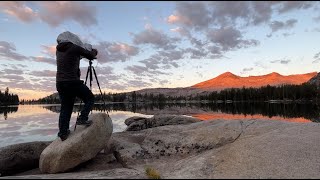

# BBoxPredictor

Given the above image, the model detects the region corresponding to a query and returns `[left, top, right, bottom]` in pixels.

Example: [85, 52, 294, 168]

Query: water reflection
[0, 105, 152, 148]
[42, 102, 320, 123]
[0, 106, 18, 120]
[0, 103, 319, 148]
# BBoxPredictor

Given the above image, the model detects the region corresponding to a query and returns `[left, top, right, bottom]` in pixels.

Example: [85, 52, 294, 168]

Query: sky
[0, 1, 320, 100]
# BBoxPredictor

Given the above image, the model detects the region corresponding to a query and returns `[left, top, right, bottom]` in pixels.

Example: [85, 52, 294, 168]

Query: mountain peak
[218, 72, 238, 78]
[192, 72, 317, 90]
[265, 72, 281, 77]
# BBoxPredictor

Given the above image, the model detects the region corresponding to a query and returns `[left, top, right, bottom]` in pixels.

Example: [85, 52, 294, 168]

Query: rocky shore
[1, 114, 320, 179]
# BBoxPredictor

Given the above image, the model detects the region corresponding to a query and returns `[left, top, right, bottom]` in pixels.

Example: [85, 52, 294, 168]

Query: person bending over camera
[55, 31, 98, 141]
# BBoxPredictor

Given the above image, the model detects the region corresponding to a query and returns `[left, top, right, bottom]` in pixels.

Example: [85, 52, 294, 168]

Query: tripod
[74, 59, 108, 131]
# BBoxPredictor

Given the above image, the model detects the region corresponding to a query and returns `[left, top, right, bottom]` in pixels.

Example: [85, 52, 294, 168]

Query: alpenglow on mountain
[191, 72, 317, 90]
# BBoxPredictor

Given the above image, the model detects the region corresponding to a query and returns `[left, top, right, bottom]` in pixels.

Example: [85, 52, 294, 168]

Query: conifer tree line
[24, 83, 319, 104]
[0, 87, 19, 105]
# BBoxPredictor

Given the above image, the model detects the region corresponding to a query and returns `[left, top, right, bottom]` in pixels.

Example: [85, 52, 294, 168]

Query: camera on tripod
[75, 49, 107, 131]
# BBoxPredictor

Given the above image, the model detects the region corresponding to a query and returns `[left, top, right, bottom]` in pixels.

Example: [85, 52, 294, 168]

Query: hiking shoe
[58, 130, 70, 141]
[76, 117, 93, 126]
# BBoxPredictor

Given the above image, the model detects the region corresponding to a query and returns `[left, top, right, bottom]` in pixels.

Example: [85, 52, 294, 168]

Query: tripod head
[88, 57, 97, 66]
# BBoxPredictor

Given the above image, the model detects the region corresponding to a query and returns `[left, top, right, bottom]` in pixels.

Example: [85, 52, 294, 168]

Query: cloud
[36, 2, 97, 27]
[207, 46, 224, 59]
[277, 1, 313, 14]
[125, 80, 153, 88]
[209, 1, 313, 26]
[0, 2, 98, 27]
[170, 26, 207, 48]
[168, 1, 314, 29]
[15, 64, 28, 68]
[41, 45, 56, 57]
[132, 26, 180, 50]
[269, 19, 298, 33]
[313, 59, 320, 64]
[2, 68, 24, 75]
[0, 2, 37, 23]
[85, 66, 122, 83]
[184, 47, 210, 59]
[167, 1, 271, 29]
[243, 67, 254, 72]
[0, 41, 28, 61]
[91, 66, 114, 76]
[29, 56, 56, 65]
[125, 65, 169, 77]
[240, 67, 254, 75]
[254, 61, 268, 69]
[313, 52, 320, 63]
[209, 1, 252, 26]
[94, 42, 139, 63]
[167, 2, 211, 30]
[28, 70, 56, 77]
[138, 49, 186, 72]
[2, 74, 25, 81]
[207, 27, 259, 51]
[170, 27, 190, 36]
[270, 59, 291, 64]
[282, 32, 295, 37]
[163, 1, 315, 63]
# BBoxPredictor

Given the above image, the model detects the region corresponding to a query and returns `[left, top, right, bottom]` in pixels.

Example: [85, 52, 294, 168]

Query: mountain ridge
[191, 71, 317, 90]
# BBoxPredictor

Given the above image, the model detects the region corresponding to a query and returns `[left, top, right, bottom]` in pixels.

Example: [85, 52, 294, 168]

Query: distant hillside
[192, 72, 317, 90]
[32, 71, 319, 102]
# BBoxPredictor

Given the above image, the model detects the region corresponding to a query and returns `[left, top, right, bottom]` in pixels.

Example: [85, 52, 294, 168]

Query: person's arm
[73, 44, 98, 60]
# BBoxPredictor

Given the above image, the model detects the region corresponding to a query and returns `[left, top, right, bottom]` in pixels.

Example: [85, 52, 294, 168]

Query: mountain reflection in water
[39, 102, 320, 123]
[0, 102, 319, 148]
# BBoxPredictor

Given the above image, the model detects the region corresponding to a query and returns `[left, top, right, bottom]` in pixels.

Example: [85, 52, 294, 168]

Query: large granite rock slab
[125, 115, 201, 131]
[112, 120, 243, 166]
[0, 141, 51, 176]
[111, 119, 320, 179]
[39, 113, 113, 174]
[3, 168, 147, 179]
[3, 117, 320, 179]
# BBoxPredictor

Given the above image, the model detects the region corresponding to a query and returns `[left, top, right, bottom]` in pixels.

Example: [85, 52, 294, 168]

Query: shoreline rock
[39, 113, 113, 174]
[2, 115, 320, 179]
[0, 141, 51, 176]
[125, 114, 201, 131]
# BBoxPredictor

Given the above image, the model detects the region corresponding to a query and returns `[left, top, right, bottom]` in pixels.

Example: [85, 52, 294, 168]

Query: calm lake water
[0, 102, 319, 148]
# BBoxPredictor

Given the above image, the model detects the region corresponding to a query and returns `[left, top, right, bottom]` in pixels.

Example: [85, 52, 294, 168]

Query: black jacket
[56, 42, 97, 82]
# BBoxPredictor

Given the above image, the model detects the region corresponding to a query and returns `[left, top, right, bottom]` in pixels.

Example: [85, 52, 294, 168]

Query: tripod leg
[90, 66, 93, 91]
[85, 66, 90, 85]
[76, 66, 91, 131]
[92, 66, 108, 114]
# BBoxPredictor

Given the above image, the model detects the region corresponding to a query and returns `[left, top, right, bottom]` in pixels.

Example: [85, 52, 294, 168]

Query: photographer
[55, 31, 98, 141]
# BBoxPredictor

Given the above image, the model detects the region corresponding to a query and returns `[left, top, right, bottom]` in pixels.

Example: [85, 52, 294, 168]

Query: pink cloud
[36, 1, 97, 27]
[30, 56, 55, 65]
[108, 43, 139, 56]
[167, 15, 181, 24]
[41, 45, 56, 57]
[0, 2, 97, 27]
[170, 27, 190, 37]
[0, 1, 37, 23]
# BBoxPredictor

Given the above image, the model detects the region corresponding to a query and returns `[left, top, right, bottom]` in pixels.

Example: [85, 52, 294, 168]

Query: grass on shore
[145, 166, 161, 179]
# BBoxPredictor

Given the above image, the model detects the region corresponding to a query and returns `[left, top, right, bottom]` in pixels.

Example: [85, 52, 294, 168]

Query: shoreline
[1, 117, 320, 178]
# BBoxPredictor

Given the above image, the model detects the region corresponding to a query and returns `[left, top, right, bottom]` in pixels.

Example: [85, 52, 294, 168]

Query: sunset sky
[0, 1, 320, 100]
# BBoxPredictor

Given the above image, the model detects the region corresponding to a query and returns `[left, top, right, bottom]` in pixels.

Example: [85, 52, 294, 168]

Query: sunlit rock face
[192, 72, 317, 90]
[39, 113, 113, 174]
